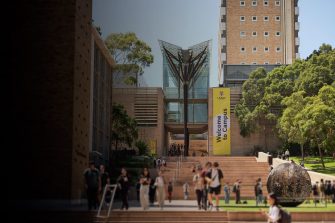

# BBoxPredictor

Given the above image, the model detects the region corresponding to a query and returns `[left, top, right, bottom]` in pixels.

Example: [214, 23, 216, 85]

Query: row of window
[240, 61, 282, 65]
[240, 0, 280, 7]
[240, 15, 280, 22]
[240, 46, 282, 52]
[240, 31, 281, 37]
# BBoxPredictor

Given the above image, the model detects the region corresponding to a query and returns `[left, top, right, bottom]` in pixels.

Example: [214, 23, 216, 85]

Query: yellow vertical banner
[148, 140, 157, 155]
[213, 88, 231, 155]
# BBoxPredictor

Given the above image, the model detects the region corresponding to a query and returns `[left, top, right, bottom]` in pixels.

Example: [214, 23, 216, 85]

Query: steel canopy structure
[159, 40, 211, 156]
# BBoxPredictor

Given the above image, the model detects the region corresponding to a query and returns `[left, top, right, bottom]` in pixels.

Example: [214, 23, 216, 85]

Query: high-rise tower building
[218, 0, 299, 85]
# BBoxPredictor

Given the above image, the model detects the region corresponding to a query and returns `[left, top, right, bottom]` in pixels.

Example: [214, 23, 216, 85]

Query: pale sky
[93, 0, 335, 87]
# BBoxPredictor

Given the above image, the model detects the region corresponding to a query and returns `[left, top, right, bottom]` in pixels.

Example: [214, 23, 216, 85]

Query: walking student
[202, 161, 212, 210]
[183, 181, 190, 200]
[154, 170, 165, 210]
[117, 167, 130, 210]
[139, 167, 151, 210]
[260, 192, 281, 223]
[83, 162, 101, 210]
[205, 162, 224, 211]
[168, 181, 173, 203]
[193, 165, 204, 210]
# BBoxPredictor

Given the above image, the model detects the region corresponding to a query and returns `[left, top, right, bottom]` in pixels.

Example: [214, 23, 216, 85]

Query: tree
[299, 85, 335, 168]
[305, 43, 333, 60]
[111, 103, 138, 151]
[105, 32, 154, 86]
[234, 44, 334, 159]
[235, 67, 267, 137]
[295, 45, 335, 96]
[135, 140, 149, 156]
[279, 91, 309, 160]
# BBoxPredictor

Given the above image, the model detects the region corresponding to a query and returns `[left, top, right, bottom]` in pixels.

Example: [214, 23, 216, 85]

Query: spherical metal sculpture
[267, 162, 312, 207]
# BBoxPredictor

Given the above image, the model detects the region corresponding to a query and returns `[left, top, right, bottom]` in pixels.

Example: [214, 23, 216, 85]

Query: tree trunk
[300, 143, 304, 161]
[318, 145, 325, 169]
[183, 83, 189, 156]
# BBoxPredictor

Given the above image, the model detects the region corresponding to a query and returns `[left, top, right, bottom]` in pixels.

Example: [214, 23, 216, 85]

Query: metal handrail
[97, 184, 117, 218]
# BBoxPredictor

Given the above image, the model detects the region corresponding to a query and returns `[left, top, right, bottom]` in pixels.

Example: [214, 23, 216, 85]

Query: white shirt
[210, 168, 220, 188]
[193, 173, 204, 190]
[155, 176, 164, 187]
[268, 205, 280, 223]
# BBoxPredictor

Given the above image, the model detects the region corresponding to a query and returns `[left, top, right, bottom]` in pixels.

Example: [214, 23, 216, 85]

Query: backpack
[278, 207, 291, 223]
[232, 185, 237, 193]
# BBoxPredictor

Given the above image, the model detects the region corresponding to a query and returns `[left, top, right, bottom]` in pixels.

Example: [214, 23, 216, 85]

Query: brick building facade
[12, 0, 93, 201]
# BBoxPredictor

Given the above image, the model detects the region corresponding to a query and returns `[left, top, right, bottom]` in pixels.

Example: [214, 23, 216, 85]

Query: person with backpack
[255, 178, 263, 206]
[261, 192, 291, 223]
[233, 179, 241, 204]
[205, 162, 224, 211]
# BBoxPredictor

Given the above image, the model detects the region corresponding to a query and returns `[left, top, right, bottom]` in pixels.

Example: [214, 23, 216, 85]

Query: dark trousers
[121, 190, 129, 209]
[168, 192, 172, 202]
[195, 189, 203, 207]
[87, 187, 98, 210]
[235, 191, 241, 204]
[202, 188, 208, 210]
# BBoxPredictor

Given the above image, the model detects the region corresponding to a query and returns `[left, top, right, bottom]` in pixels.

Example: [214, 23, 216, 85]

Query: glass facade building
[159, 40, 211, 124]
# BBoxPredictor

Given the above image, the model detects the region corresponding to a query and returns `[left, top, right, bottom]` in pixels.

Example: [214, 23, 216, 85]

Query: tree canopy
[235, 44, 335, 166]
[105, 32, 154, 86]
[111, 103, 138, 150]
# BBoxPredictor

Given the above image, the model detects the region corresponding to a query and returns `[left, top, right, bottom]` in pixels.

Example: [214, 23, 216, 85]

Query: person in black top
[99, 165, 110, 203]
[149, 176, 156, 205]
[117, 167, 130, 210]
[83, 162, 101, 210]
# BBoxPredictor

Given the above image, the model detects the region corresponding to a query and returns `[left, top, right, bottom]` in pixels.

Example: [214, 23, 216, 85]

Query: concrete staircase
[164, 156, 270, 200]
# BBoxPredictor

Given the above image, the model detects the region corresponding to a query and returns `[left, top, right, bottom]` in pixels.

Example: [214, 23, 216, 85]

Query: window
[275, 16, 281, 21]
[264, 0, 269, 6]
[252, 0, 257, 6]
[275, 1, 280, 6]
[264, 16, 269, 21]
[252, 31, 257, 36]
[241, 62, 246, 65]
[240, 1, 245, 6]
[276, 61, 281, 64]
[276, 47, 281, 52]
[252, 62, 257, 65]
[252, 16, 257, 21]
[240, 16, 245, 21]
[276, 31, 281, 36]
[252, 47, 257, 52]
[264, 62, 269, 65]
[264, 31, 269, 37]
[264, 47, 269, 52]
[240, 47, 246, 52]
[240, 31, 246, 37]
